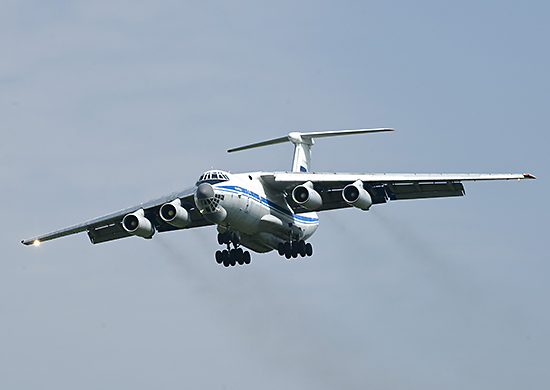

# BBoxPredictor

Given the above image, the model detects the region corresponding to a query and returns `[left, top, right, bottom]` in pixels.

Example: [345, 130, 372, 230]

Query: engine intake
[292, 181, 322, 210]
[342, 180, 372, 210]
[160, 199, 190, 228]
[122, 209, 155, 238]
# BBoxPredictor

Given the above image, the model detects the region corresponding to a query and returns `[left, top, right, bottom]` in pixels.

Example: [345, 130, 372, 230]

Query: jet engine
[342, 180, 372, 210]
[292, 181, 322, 210]
[122, 209, 155, 238]
[159, 199, 190, 228]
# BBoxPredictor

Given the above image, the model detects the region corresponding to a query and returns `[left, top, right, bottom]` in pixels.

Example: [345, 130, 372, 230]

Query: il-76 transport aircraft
[22, 129, 535, 267]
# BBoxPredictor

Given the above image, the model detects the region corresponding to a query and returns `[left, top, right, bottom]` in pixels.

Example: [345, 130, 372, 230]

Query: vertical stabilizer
[288, 132, 313, 172]
[227, 128, 394, 172]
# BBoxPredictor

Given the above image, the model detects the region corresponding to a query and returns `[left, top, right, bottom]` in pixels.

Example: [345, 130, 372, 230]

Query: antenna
[228, 128, 394, 172]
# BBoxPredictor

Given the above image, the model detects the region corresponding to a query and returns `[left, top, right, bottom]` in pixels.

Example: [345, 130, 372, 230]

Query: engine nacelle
[342, 180, 372, 210]
[292, 181, 322, 210]
[159, 199, 190, 228]
[122, 209, 155, 238]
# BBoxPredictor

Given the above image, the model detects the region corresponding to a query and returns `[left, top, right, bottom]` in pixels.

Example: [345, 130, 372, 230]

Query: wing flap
[88, 224, 132, 244]
[387, 182, 465, 200]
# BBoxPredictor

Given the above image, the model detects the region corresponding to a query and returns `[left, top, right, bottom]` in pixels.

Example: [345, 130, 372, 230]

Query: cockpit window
[196, 170, 229, 185]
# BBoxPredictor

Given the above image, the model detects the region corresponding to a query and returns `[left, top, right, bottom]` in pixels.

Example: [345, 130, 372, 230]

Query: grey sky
[2, 1, 548, 389]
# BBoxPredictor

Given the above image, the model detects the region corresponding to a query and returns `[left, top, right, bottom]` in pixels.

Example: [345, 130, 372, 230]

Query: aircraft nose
[196, 182, 215, 200]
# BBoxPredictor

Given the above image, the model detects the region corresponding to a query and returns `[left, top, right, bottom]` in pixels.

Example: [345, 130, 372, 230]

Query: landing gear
[217, 231, 240, 246]
[277, 240, 313, 260]
[215, 230, 251, 267]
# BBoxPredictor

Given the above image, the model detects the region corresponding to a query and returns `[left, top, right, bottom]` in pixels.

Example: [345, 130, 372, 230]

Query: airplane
[22, 128, 535, 267]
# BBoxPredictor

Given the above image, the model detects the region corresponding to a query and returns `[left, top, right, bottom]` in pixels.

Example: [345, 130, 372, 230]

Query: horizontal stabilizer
[227, 136, 289, 153]
[227, 128, 394, 153]
[228, 128, 394, 172]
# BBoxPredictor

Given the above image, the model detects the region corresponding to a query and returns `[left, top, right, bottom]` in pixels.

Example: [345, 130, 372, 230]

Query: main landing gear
[215, 231, 251, 267]
[277, 240, 313, 259]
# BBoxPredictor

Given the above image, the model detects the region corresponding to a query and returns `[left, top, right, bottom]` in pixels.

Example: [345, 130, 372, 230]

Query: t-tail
[227, 128, 394, 172]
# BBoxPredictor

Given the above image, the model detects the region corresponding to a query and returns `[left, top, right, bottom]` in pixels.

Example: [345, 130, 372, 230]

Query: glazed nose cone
[195, 182, 214, 199]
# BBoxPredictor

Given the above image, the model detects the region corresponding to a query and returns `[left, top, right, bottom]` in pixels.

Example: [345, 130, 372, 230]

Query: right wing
[21, 186, 212, 245]
[261, 172, 536, 212]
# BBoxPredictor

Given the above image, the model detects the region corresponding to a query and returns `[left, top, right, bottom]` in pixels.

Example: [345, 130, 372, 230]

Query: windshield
[196, 170, 230, 185]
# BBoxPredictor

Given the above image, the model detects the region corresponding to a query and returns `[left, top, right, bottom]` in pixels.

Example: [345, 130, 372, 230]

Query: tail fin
[227, 128, 394, 172]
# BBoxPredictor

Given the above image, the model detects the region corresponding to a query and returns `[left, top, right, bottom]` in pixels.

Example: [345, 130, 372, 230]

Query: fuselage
[194, 170, 319, 253]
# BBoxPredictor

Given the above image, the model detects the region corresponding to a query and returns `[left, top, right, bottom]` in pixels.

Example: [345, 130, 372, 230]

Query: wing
[261, 172, 536, 213]
[21, 186, 212, 245]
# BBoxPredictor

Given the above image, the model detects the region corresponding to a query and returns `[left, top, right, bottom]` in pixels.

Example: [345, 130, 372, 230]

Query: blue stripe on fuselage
[216, 185, 319, 224]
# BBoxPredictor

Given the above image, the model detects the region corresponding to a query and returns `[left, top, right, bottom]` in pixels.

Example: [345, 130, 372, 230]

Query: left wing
[261, 172, 536, 212]
[22, 186, 212, 245]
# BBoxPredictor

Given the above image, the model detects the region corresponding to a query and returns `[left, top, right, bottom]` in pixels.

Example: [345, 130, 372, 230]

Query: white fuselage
[196, 171, 319, 253]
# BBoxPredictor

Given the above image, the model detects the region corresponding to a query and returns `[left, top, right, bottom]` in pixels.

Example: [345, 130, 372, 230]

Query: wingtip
[523, 173, 536, 179]
[227, 147, 243, 153]
[22, 238, 41, 246]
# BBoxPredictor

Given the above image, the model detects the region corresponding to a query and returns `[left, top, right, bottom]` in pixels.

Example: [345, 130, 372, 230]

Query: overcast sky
[1, 1, 549, 389]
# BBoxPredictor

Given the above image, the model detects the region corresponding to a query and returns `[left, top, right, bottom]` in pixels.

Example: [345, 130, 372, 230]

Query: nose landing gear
[277, 240, 313, 259]
[215, 231, 251, 267]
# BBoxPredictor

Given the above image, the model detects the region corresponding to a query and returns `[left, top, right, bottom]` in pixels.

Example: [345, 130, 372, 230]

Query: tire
[236, 248, 244, 265]
[291, 242, 298, 258]
[283, 242, 292, 259]
[243, 251, 251, 264]
[215, 250, 223, 264]
[222, 250, 230, 266]
[305, 243, 313, 256]
[229, 250, 236, 266]
[277, 242, 285, 256]
[297, 240, 306, 257]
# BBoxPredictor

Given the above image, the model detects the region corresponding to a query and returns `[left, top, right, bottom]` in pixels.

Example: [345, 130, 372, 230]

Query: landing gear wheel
[305, 243, 313, 256]
[277, 242, 285, 256]
[236, 248, 244, 265]
[229, 250, 237, 266]
[222, 249, 230, 267]
[215, 250, 223, 264]
[243, 251, 251, 264]
[291, 243, 299, 258]
[297, 240, 306, 257]
[283, 242, 292, 259]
